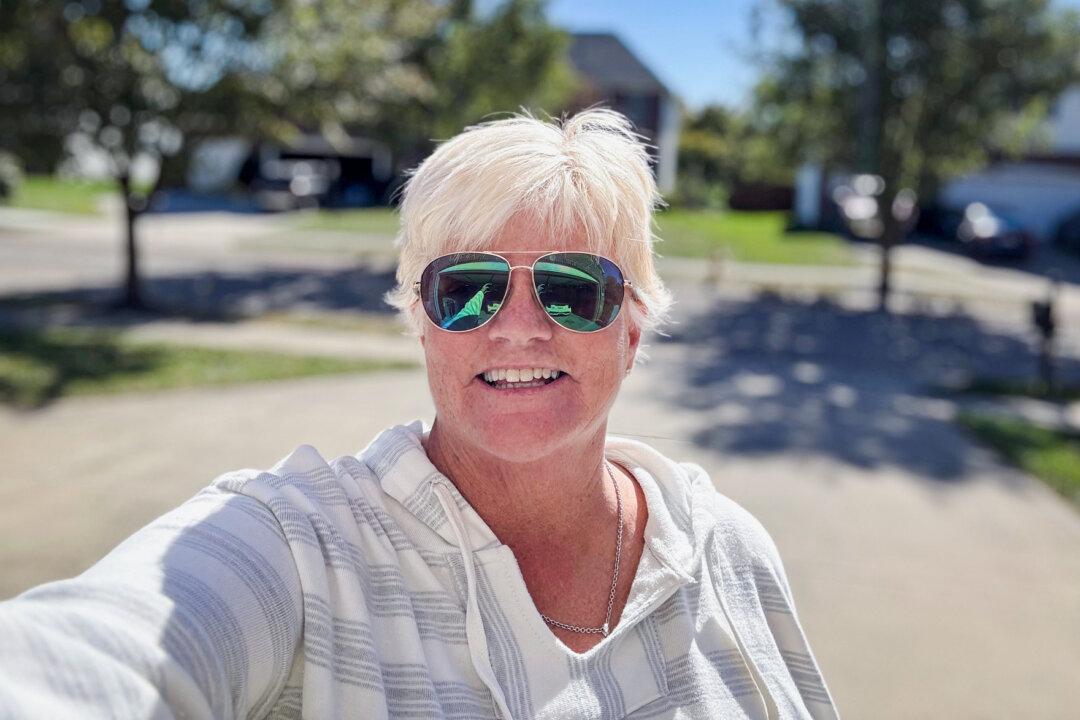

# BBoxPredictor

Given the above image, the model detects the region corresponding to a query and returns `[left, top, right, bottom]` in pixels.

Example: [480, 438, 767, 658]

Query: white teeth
[482, 368, 562, 384]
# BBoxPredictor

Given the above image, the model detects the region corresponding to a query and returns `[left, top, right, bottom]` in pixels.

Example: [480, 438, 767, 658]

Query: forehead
[474, 213, 592, 258]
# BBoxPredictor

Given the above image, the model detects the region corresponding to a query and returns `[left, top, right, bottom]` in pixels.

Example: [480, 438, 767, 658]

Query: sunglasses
[414, 251, 634, 333]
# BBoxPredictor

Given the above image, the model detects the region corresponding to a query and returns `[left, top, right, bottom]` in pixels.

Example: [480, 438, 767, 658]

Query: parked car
[1053, 207, 1080, 258]
[914, 202, 966, 242]
[247, 158, 337, 212]
[918, 201, 1034, 260]
[955, 203, 1035, 260]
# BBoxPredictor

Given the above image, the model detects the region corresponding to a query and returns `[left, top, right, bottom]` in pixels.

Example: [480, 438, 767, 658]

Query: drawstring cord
[715, 581, 776, 719]
[432, 481, 514, 720]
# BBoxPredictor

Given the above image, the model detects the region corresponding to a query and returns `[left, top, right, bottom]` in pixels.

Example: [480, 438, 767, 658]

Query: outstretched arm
[0, 485, 303, 720]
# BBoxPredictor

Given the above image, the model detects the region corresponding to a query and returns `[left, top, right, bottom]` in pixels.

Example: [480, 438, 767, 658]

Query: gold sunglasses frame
[412, 250, 636, 334]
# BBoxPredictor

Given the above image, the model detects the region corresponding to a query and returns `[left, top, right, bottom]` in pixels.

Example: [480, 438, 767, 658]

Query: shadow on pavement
[0, 265, 400, 324]
[658, 292, 1080, 481]
[907, 234, 1080, 285]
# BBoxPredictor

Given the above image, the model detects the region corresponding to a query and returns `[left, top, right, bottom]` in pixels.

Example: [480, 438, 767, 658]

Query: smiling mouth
[478, 367, 566, 389]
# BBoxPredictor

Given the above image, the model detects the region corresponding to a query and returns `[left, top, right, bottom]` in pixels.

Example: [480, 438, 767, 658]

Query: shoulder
[606, 436, 786, 575]
[683, 462, 787, 571]
[211, 442, 383, 511]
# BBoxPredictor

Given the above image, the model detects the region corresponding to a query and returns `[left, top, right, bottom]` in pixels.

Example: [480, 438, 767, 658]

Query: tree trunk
[877, 211, 902, 313]
[877, 238, 892, 313]
[118, 174, 143, 309]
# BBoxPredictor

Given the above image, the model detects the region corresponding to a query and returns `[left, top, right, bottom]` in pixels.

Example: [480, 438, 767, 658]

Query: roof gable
[568, 33, 670, 96]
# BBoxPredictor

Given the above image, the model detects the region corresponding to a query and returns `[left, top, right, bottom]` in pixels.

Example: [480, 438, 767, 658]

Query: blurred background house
[565, 32, 680, 194]
[937, 85, 1080, 251]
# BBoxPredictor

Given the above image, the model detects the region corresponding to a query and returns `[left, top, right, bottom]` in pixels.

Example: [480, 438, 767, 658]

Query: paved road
[3, 206, 1080, 329]
[2, 209, 1080, 718]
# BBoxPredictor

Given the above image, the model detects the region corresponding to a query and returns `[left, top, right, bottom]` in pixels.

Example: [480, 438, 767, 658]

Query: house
[566, 33, 681, 194]
[938, 85, 1080, 243]
[795, 85, 1080, 242]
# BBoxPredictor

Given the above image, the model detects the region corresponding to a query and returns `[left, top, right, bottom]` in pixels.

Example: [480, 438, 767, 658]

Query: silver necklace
[540, 462, 624, 637]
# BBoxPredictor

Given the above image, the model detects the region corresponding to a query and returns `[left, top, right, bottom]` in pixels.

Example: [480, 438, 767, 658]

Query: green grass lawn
[655, 210, 852, 265]
[958, 411, 1080, 507]
[293, 208, 401, 235]
[941, 377, 1080, 403]
[259, 311, 406, 335]
[0, 327, 415, 408]
[289, 208, 852, 265]
[4, 176, 118, 215]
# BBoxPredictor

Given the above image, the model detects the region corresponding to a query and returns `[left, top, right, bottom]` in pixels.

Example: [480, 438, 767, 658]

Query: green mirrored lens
[533, 253, 625, 332]
[420, 255, 510, 331]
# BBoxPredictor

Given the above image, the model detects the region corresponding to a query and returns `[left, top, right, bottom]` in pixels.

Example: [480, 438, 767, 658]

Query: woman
[0, 110, 837, 719]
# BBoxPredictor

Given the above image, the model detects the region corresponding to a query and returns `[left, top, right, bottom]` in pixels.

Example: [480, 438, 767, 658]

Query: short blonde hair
[386, 108, 673, 334]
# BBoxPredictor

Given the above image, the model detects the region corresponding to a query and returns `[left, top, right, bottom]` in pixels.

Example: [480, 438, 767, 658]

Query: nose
[486, 267, 553, 344]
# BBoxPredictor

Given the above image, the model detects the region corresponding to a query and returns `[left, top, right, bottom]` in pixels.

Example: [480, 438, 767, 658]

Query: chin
[468, 413, 587, 462]
[481, 414, 574, 453]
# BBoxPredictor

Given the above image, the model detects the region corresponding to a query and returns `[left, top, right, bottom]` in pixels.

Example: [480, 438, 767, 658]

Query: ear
[624, 315, 642, 375]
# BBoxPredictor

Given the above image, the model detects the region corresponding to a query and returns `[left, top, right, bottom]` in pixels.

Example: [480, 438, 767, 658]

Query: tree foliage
[755, 0, 1080, 307]
[757, 0, 1080, 199]
[195, 0, 577, 170]
[0, 0, 574, 306]
[427, 0, 576, 137]
[676, 104, 796, 209]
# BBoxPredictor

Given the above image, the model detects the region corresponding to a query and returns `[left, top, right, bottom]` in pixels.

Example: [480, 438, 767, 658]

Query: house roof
[568, 33, 670, 96]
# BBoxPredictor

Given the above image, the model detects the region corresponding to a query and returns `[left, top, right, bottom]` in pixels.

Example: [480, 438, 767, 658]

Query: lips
[476, 366, 567, 389]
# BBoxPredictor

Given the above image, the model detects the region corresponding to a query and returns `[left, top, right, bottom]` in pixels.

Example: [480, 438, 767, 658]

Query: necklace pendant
[602, 622, 610, 637]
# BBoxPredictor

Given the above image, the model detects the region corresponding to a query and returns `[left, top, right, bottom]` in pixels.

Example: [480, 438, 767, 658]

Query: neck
[422, 418, 615, 551]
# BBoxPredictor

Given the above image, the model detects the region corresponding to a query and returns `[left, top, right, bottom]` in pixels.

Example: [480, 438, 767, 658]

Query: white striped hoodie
[0, 422, 838, 719]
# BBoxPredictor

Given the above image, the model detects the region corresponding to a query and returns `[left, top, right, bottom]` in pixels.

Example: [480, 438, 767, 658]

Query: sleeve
[683, 461, 840, 719]
[0, 484, 304, 720]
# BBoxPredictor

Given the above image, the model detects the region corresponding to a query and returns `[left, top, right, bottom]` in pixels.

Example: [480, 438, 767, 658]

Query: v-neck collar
[360, 423, 705, 718]
[361, 423, 698, 581]
[360, 423, 699, 643]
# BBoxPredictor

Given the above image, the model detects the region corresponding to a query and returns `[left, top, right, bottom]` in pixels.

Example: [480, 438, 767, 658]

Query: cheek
[578, 331, 631, 388]
[423, 333, 471, 390]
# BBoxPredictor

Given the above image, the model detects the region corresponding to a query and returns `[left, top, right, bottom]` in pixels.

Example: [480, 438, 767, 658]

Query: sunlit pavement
[2, 210, 1079, 718]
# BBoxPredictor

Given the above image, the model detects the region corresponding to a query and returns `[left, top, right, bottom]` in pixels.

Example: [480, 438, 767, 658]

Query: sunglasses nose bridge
[486, 265, 552, 338]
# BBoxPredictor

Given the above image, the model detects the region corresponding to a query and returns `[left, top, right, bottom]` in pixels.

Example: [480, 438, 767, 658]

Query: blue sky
[547, 0, 1080, 111]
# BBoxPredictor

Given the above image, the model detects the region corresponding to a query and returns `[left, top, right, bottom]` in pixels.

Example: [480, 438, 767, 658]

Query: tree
[372, 0, 578, 168]
[755, 0, 1080, 310]
[0, 0, 573, 308]
[431, 0, 575, 134]
[0, 1, 289, 307]
[676, 106, 736, 209]
[676, 104, 797, 209]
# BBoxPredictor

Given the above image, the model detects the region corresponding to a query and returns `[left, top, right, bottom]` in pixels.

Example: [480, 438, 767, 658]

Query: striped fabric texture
[0, 422, 838, 719]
